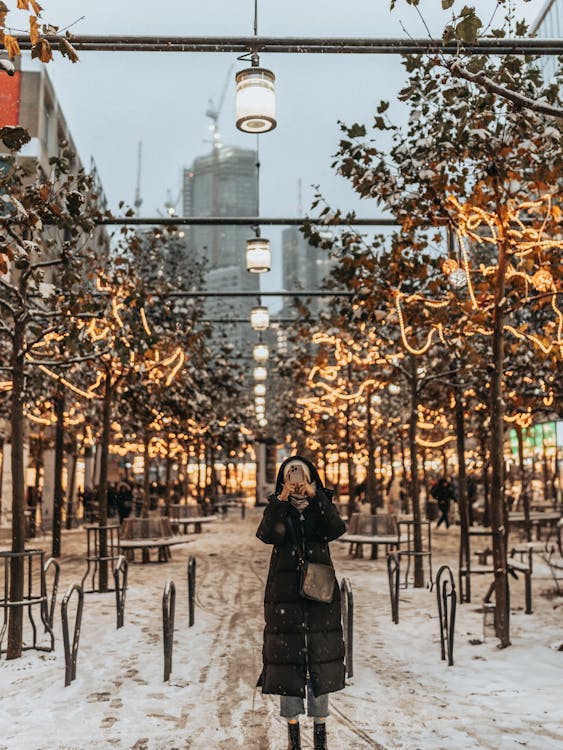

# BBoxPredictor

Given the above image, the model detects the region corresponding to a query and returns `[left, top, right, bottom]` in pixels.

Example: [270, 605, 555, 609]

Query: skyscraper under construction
[182, 145, 259, 353]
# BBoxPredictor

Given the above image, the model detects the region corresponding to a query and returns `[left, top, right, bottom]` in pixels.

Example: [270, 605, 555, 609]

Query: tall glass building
[182, 145, 260, 352]
[531, 0, 562, 79]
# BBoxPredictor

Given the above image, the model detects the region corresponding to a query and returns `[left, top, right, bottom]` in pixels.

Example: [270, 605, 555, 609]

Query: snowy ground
[1, 510, 562, 750]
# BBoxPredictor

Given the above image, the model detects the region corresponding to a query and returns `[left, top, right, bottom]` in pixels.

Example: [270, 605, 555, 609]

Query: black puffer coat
[256, 456, 346, 698]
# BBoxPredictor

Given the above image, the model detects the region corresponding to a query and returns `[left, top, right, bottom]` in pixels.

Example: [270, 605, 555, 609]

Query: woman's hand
[278, 483, 293, 501]
[298, 481, 316, 498]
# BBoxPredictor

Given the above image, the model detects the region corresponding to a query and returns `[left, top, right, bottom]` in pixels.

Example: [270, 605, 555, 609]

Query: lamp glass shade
[253, 366, 267, 381]
[250, 305, 270, 331]
[254, 383, 266, 397]
[253, 343, 269, 363]
[235, 67, 276, 133]
[246, 238, 271, 273]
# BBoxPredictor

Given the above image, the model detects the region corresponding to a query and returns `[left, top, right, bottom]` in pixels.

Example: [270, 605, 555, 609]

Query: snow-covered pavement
[1, 510, 562, 750]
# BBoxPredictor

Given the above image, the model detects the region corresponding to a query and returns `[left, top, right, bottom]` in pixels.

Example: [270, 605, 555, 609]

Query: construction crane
[206, 63, 234, 149]
[207, 65, 233, 266]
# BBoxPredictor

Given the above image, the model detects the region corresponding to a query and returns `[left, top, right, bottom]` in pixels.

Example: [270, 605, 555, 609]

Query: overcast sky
[12, 0, 548, 300]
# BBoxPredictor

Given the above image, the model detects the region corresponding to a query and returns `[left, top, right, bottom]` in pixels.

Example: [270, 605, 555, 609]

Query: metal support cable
[14, 35, 563, 55]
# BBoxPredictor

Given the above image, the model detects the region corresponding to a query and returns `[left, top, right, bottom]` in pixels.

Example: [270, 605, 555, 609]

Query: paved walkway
[0, 510, 562, 749]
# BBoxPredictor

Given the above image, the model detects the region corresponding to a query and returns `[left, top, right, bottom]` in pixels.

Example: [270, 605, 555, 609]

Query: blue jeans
[280, 680, 329, 719]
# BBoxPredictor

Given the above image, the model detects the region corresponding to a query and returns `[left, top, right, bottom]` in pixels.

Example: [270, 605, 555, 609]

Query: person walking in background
[256, 456, 346, 750]
[432, 475, 456, 529]
[386, 474, 401, 514]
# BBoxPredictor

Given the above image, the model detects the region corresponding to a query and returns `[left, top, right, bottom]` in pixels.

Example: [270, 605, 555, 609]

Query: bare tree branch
[449, 61, 563, 119]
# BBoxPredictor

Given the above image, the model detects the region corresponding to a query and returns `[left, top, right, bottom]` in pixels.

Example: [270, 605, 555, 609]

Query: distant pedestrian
[117, 482, 133, 523]
[432, 476, 456, 529]
[256, 456, 346, 750]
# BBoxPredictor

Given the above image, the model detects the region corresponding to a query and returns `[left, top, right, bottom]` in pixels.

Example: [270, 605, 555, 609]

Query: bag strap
[286, 512, 305, 566]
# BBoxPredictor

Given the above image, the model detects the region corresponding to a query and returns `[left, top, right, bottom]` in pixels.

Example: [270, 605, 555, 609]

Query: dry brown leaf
[29, 15, 40, 46]
[31, 37, 52, 63]
[59, 37, 79, 63]
[48, 201, 62, 216]
[0, 257, 7, 275]
[0, 2, 8, 27]
[30, 0, 43, 14]
[17, 0, 30, 10]
[3, 34, 20, 59]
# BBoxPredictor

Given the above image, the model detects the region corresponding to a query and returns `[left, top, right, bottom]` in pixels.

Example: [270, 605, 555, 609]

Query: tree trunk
[365, 388, 378, 513]
[345, 391, 355, 518]
[51, 387, 65, 558]
[65, 436, 79, 531]
[421, 447, 430, 518]
[489, 230, 510, 647]
[7, 319, 26, 659]
[165, 440, 173, 517]
[454, 375, 471, 602]
[515, 424, 531, 542]
[142, 430, 151, 518]
[97, 369, 112, 592]
[479, 430, 491, 527]
[399, 432, 407, 478]
[408, 358, 424, 588]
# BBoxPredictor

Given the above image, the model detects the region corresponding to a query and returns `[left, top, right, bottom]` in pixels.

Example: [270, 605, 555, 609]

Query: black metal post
[42, 557, 60, 632]
[61, 583, 84, 687]
[162, 580, 176, 681]
[113, 555, 128, 629]
[436, 565, 457, 667]
[387, 552, 400, 624]
[187, 557, 196, 628]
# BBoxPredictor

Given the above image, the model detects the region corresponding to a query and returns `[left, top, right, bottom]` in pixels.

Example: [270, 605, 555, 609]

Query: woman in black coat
[256, 456, 346, 750]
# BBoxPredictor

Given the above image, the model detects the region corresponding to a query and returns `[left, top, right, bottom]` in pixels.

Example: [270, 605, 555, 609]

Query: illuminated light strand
[26, 412, 54, 426]
[140, 307, 152, 337]
[457, 231, 478, 309]
[543, 392, 554, 407]
[112, 296, 125, 329]
[416, 435, 455, 448]
[551, 293, 563, 358]
[395, 294, 438, 355]
[0, 381, 13, 391]
[165, 349, 185, 387]
[37, 365, 97, 400]
[504, 325, 554, 355]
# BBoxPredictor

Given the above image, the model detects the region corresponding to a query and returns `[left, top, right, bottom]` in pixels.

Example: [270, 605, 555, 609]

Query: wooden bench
[168, 504, 218, 534]
[120, 517, 193, 563]
[339, 514, 400, 559]
[119, 536, 193, 562]
[212, 495, 246, 518]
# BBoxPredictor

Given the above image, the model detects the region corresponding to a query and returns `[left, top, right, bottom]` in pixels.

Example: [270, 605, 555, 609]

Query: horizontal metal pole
[99, 216, 396, 227]
[168, 290, 352, 297]
[201, 318, 301, 323]
[15, 35, 563, 55]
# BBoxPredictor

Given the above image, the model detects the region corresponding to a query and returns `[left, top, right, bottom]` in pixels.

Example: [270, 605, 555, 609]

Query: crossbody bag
[287, 513, 335, 604]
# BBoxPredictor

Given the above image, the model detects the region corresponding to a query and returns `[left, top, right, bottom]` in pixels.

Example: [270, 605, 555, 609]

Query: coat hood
[275, 454, 324, 494]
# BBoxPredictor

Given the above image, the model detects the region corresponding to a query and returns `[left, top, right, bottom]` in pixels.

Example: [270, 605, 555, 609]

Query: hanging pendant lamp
[236, 64, 276, 134]
[246, 237, 271, 272]
[253, 343, 269, 363]
[250, 305, 269, 331]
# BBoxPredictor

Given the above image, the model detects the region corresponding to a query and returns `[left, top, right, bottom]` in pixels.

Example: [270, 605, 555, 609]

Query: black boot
[313, 722, 327, 750]
[287, 722, 301, 750]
